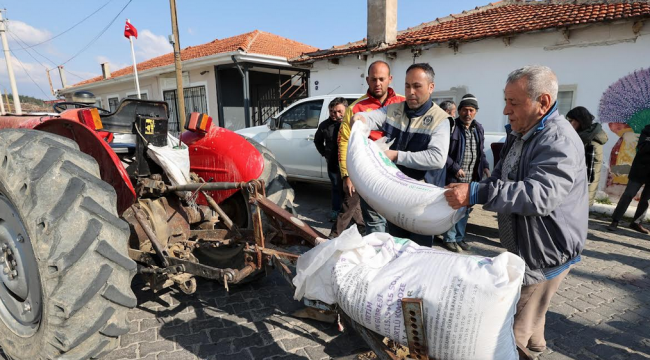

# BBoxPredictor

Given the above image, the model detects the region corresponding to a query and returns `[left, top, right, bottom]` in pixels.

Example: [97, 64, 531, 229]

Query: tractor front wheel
[0, 129, 136, 360]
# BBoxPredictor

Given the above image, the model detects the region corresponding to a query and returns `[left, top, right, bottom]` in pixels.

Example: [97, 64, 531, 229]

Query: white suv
[236, 94, 362, 184]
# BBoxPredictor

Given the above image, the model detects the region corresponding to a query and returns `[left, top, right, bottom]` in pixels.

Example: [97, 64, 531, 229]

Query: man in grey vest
[444, 65, 588, 355]
[350, 63, 451, 245]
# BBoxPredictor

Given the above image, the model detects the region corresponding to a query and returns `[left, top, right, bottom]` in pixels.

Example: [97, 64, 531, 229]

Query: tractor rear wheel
[0, 129, 136, 360]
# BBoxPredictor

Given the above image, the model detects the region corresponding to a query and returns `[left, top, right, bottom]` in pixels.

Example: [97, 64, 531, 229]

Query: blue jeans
[328, 171, 343, 212]
[359, 196, 386, 234]
[443, 207, 471, 243]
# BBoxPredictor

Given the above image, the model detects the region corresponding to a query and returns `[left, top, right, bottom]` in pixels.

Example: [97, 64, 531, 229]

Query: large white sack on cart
[347, 121, 464, 235]
[293, 226, 525, 360]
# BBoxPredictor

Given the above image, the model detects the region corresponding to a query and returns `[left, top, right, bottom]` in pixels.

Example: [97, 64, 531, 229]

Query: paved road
[3, 182, 650, 359]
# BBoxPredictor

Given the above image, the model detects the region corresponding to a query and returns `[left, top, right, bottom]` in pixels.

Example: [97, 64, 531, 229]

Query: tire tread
[0, 129, 136, 360]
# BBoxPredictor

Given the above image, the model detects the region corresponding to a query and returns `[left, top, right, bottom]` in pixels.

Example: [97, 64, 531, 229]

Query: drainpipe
[231, 55, 251, 128]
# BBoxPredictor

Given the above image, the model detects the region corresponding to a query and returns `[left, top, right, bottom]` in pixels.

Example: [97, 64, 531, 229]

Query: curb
[590, 203, 650, 221]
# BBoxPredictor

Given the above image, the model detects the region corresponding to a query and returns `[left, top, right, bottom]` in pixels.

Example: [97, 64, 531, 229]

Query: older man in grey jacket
[445, 65, 588, 354]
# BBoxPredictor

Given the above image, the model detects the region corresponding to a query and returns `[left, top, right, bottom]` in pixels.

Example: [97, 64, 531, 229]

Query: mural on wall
[599, 67, 650, 198]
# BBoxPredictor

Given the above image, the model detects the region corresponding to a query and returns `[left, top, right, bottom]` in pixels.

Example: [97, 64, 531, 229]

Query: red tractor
[0, 98, 324, 359]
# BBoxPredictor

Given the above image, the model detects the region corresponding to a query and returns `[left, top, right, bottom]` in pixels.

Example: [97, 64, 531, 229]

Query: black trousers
[330, 189, 365, 238]
[612, 179, 650, 224]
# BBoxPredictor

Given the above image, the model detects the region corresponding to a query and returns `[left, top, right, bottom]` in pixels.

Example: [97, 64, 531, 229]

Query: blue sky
[0, 0, 490, 99]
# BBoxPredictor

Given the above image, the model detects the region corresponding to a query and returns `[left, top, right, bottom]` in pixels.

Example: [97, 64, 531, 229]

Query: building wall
[309, 56, 368, 96]
[307, 21, 650, 199]
[86, 76, 160, 110]
[70, 65, 219, 122]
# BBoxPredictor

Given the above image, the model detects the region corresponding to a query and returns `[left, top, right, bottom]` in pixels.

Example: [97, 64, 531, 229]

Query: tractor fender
[34, 119, 136, 214]
[181, 127, 264, 205]
[0, 115, 48, 130]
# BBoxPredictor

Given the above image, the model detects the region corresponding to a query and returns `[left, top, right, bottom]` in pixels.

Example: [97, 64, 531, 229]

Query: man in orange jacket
[337, 60, 405, 235]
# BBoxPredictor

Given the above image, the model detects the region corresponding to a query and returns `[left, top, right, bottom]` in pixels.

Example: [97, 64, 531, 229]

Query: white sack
[293, 226, 525, 360]
[147, 134, 192, 198]
[292, 226, 370, 304]
[347, 121, 465, 235]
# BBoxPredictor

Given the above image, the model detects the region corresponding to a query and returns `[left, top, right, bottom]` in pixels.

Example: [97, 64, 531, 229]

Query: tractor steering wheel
[53, 101, 110, 114]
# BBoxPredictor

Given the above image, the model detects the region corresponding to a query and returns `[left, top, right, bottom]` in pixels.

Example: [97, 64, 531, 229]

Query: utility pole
[58, 65, 67, 88]
[0, 10, 21, 114]
[169, 0, 186, 139]
[46, 69, 55, 96]
[4, 89, 10, 113]
[0, 89, 5, 115]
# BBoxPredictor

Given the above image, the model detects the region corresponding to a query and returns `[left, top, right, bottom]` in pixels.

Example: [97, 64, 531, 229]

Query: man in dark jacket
[315, 97, 349, 222]
[445, 66, 588, 354]
[351, 63, 450, 246]
[608, 123, 650, 234]
[442, 94, 490, 252]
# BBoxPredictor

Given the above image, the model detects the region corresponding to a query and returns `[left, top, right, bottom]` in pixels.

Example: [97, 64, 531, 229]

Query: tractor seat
[100, 98, 169, 134]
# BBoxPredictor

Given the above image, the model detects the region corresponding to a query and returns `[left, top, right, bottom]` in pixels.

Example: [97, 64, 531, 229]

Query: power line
[59, 0, 133, 67]
[7, 31, 48, 69]
[10, 0, 114, 50]
[1, 0, 131, 90]
[9, 49, 52, 99]
[7, 30, 86, 82]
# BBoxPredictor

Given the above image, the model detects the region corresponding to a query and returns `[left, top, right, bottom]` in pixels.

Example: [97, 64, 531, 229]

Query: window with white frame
[557, 86, 576, 117]
[108, 97, 119, 112]
[163, 85, 208, 134]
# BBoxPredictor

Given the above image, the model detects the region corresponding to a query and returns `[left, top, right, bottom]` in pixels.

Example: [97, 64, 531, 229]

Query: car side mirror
[269, 117, 279, 130]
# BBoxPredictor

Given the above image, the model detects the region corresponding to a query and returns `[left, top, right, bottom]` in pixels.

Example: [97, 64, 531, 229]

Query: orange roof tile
[292, 0, 650, 63]
[73, 30, 318, 86]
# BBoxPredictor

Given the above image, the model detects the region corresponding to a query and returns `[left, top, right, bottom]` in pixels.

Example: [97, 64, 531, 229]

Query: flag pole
[127, 19, 141, 99]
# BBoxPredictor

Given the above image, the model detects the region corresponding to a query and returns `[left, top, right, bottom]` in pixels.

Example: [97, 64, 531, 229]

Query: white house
[291, 0, 650, 201]
[58, 30, 318, 131]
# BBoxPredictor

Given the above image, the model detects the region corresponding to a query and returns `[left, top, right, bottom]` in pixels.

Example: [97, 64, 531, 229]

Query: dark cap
[458, 93, 479, 110]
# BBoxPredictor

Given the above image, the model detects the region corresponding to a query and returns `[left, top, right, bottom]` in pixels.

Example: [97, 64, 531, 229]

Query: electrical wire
[58, 0, 132, 67]
[9, 49, 53, 99]
[7, 30, 86, 82]
[7, 32, 48, 69]
[10, 0, 114, 50]
[5, 0, 129, 83]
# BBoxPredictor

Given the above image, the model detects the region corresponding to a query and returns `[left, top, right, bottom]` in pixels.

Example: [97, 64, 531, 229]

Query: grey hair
[439, 100, 456, 112]
[506, 65, 558, 103]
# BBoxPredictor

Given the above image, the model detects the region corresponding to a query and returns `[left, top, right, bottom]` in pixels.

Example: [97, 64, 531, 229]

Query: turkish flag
[124, 20, 138, 39]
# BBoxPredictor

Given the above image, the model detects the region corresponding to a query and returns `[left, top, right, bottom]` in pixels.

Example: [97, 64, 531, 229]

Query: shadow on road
[132, 271, 368, 359]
